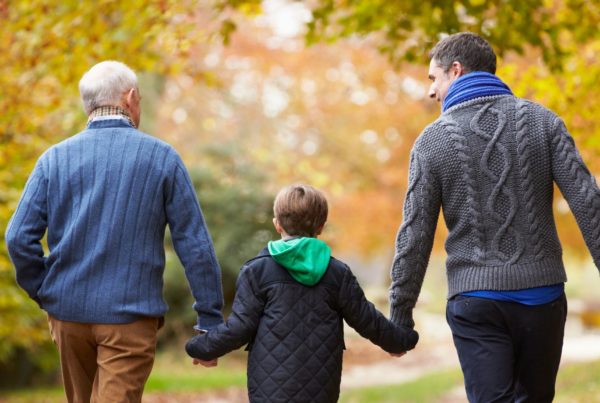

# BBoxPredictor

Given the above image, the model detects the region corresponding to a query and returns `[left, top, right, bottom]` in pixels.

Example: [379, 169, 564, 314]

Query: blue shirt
[461, 284, 564, 305]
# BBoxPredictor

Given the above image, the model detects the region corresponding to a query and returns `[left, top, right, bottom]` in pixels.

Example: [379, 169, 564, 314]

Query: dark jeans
[446, 293, 567, 403]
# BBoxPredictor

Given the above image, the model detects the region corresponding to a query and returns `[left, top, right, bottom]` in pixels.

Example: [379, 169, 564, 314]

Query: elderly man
[390, 32, 600, 402]
[5, 61, 224, 402]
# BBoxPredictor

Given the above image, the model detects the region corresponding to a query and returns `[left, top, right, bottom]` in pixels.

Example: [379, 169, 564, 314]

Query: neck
[88, 105, 136, 128]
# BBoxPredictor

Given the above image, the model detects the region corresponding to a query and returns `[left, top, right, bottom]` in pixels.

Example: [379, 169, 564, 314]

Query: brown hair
[429, 32, 497, 74]
[273, 184, 328, 237]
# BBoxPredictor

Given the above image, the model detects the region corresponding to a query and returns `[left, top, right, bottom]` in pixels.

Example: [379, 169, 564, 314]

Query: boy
[186, 184, 418, 402]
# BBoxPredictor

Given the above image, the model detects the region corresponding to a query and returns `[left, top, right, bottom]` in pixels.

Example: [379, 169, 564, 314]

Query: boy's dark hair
[429, 32, 497, 74]
[274, 184, 328, 237]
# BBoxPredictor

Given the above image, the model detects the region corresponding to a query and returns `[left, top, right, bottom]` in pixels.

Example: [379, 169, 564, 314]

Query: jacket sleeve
[5, 159, 48, 306]
[165, 151, 224, 329]
[389, 148, 441, 328]
[186, 266, 265, 360]
[339, 267, 419, 354]
[550, 116, 600, 268]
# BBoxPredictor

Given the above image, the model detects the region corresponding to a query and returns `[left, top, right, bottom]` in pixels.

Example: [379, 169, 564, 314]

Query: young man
[389, 32, 600, 402]
[5, 61, 224, 402]
[187, 184, 418, 403]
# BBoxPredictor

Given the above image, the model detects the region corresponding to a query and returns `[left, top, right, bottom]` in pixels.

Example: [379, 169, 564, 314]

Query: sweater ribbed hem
[43, 306, 225, 328]
[447, 257, 567, 298]
[43, 308, 159, 324]
[197, 314, 225, 330]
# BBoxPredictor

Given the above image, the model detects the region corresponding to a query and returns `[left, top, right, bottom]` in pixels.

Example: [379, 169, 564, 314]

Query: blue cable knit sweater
[5, 118, 224, 328]
[390, 94, 600, 328]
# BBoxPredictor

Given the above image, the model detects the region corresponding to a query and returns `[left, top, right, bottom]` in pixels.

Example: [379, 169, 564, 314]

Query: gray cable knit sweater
[390, 94, 600, 328]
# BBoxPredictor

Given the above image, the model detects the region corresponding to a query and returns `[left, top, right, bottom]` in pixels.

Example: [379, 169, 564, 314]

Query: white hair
[78, 61, 138, 115]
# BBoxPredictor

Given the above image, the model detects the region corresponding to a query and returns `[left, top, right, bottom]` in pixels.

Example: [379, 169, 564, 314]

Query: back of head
[429, 32, 497, 74]
[274, 184, 328, 237]
[79, 61, 138, 115]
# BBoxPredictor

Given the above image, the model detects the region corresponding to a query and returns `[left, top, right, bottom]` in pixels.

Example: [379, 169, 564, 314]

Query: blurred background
[2, 0, 600, 401]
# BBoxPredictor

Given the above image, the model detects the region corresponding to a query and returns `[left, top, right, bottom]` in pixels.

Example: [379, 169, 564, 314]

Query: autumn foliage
[1, 0, 600, 384]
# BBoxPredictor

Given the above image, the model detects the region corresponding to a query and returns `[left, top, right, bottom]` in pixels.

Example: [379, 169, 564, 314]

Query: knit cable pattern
[515, 100, 545, 260]
[389, 96, 596, 303]
[444, 118, 486, 261]
[390, 151, 439, 326]
[552, 117, 600, 251]
[470, 103, 524, 264]
[390, 152, 420, 311]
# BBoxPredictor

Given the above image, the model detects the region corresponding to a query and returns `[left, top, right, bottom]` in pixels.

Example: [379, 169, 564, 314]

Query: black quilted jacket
[186, 248, 419, 403]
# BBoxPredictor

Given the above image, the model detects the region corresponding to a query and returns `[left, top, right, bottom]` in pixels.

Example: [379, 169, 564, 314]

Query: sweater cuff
[197, 313, 224, 330]
[390, 307, 415, 329]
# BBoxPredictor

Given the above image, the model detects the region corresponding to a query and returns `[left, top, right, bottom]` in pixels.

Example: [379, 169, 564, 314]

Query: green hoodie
[267, 237, 331, 286]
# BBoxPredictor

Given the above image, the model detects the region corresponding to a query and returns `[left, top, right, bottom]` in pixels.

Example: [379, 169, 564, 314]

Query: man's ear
[120, 89, 131, 109]
[450, 61, 465, 78]
[124, 88, 136, 107]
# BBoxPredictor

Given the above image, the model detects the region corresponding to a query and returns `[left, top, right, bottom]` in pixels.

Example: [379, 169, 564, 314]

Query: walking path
[341, 309, 600, 401]
[143, 309, 600, 402]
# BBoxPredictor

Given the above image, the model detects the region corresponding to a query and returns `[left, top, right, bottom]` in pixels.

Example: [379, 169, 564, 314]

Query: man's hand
[192, 358, 218, 367]
[390, 352, 407, 358]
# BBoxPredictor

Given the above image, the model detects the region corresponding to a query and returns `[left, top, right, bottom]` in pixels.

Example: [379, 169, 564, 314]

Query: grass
[339, 369, 463, 403]
[6, 353, 600, 402]
[338, 359, 600, 403]
[0, 387, 65, 403]
[144, 350, 246, 392]
[0, 349, 247, 403]
[555, 359, 600, 402]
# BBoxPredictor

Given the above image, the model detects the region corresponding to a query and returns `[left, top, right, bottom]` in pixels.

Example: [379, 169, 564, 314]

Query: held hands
[192, 358, 218, 367]
[190, 327, 218, 367]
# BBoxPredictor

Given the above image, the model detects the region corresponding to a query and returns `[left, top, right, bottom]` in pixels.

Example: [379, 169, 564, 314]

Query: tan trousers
[48, 315, 160, 403]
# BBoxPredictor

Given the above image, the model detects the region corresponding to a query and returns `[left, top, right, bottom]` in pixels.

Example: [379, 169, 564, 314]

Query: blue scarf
[442, 72, 513, 112]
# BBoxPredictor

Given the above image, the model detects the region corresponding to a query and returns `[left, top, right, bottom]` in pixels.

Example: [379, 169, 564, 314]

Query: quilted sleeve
[185, 266, 265, 360]
[339, 268, 419, 354]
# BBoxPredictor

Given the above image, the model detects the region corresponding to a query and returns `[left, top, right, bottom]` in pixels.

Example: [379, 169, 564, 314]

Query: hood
[267, 237, 331, 286]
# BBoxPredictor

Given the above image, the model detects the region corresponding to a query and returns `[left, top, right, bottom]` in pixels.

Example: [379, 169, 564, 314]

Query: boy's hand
[192, 358, 218, 367]
[390, 352, 407, 358]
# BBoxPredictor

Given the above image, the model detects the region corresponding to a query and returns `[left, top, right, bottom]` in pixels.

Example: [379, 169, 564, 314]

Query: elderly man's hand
[192, 358, 218, 367]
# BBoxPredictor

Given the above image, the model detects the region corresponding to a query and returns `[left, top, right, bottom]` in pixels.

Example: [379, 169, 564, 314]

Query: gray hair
[79, 61, 138, 115]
